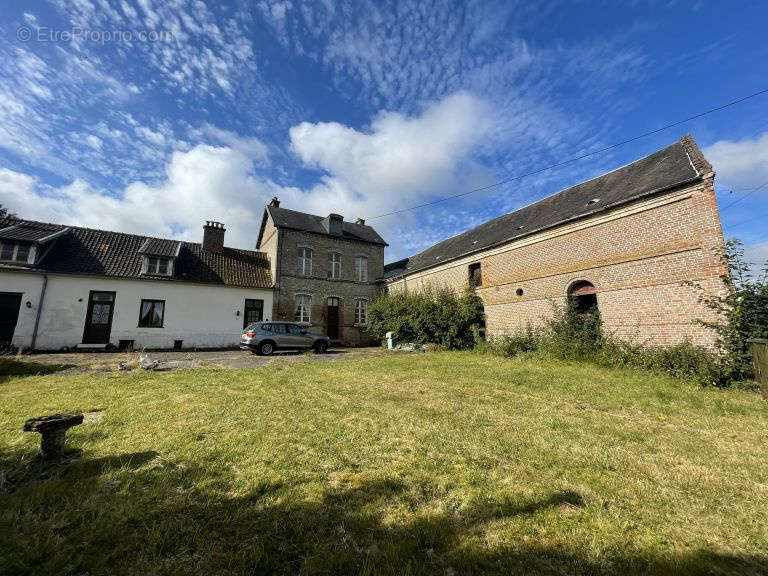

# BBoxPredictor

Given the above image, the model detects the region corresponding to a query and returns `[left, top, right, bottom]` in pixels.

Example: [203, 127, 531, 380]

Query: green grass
[1, 352, 767, 575]
[0, 357, 72, 381]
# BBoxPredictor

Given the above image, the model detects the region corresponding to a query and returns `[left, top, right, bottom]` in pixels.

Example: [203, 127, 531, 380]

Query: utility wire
[719, 180, 768, 211]
[367, 86, 768, 221]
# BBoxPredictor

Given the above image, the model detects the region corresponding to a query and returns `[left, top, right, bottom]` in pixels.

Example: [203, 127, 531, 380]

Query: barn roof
[384, 135, 710, 278]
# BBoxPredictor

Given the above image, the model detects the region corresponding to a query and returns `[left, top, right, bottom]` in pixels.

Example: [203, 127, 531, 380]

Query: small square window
[138, 299, 165, 327]
[0, 243, 15, 261]
[146, 257, 171, 276]
[15, 244, 30, 262]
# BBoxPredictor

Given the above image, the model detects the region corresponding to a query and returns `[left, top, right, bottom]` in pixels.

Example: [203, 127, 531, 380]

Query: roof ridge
[6, 216, 267, 256]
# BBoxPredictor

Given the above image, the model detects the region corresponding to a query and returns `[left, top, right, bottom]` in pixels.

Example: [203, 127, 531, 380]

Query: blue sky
[1, 0, 767, 270]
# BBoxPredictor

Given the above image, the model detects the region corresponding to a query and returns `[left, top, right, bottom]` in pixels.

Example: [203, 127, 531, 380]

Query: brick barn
[384, 135, 726, 347]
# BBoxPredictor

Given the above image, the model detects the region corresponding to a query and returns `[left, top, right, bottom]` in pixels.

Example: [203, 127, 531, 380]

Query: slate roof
[259, 205, 388, 246]
[0, 221, 68, 242]
[384, 135, 710, 278]
[0, 215, 273, 288]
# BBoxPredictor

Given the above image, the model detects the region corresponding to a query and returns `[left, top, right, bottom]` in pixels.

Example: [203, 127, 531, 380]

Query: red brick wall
[389, 176, 726, 347]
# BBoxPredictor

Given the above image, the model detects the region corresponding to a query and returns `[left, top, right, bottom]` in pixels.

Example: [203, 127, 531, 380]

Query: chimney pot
[202, 221, 226, 253]
[269, 196, 280, 207]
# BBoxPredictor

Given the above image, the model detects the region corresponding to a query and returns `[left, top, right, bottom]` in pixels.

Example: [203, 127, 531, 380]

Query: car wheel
[259, 341, 274, 356]
[314, 341, 328, 354]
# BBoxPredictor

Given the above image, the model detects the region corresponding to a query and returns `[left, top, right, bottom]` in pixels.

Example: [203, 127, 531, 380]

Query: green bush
[481, 299, 724, 385]
[367, 284, 484, 350]
[688, 239, 768, 384]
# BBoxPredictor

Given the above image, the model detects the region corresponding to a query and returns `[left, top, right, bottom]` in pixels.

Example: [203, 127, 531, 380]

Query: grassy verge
[1, 352, 767, 575]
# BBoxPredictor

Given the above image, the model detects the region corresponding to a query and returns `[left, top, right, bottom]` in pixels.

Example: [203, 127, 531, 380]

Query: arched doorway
[567, 280, 598, 314]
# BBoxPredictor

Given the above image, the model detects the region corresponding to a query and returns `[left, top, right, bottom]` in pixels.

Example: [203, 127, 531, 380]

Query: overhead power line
[367, 86, 768, 221]
[719, 180, 768, 211]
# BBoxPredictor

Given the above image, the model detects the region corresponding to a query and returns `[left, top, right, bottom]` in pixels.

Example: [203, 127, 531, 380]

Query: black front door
[326, 297, 340, 340]
[82, 291, 116, 344]
[243, 299, 264, 328]
[0, 292, 22, 346]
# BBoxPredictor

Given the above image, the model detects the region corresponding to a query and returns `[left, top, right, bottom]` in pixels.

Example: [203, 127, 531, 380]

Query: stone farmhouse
[256, 198, 387, 346]
[385, 135, 726, 347]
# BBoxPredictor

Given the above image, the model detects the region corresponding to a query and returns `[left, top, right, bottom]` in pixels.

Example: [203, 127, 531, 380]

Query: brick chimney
[202, 221, 225, 253]
[269, 196, 280, 207]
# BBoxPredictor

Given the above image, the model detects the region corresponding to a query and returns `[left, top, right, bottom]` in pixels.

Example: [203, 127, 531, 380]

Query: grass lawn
[1, 352, 767, 575]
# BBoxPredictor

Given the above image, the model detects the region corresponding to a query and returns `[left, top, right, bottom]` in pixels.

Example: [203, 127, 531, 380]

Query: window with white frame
[354, 255, 368, 282]
[354, 298, 368, 325]
[328, 252, 342, 280]
[145, 256, 171, 276]
[0, 241, 31, 263]
[294, 294, 311, 323]
[297, 247, 313, 276]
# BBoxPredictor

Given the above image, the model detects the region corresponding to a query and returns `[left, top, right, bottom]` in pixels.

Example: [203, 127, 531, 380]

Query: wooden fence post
[747, 339, 768, 399]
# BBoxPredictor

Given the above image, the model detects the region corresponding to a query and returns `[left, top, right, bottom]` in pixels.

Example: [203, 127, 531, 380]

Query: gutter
[30, 273, 48, 350]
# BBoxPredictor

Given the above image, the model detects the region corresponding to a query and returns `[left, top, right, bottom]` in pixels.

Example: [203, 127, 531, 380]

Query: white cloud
[85, 135, 103, 150]
[1, 93, 493, 257]
[704, 132, 768, 189]
[0, 143, 299, 250]
[289, 91, 492, 218]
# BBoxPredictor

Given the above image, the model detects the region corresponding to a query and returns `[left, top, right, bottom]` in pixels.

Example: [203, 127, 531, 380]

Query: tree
[692, 239, 768, 384]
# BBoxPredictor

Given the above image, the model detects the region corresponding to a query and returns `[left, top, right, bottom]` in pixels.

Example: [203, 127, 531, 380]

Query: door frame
[326, 296, 340, 340]
[243, 298, 264, 329]
[82, 290, 116, 344]
[0, 291, 23, 345]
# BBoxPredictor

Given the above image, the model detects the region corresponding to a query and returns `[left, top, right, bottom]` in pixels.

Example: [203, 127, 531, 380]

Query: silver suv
[240, 322, 330, 355]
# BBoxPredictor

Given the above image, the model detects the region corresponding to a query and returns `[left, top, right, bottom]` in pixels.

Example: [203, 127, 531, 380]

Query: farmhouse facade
[385, 135, 726, 347]
[256, 198, 387, 346]
[0, 219, 274, 351]
[1, 134, 727, 351]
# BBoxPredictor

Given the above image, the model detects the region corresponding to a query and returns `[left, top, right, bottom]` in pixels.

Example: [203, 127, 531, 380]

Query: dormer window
[323, 213, 344, 236]
[138, 238, 180, 277]
[0, 241, 32, 263]
[146, 257, 171, 276]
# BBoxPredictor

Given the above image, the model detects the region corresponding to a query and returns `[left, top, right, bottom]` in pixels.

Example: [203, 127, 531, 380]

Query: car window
[287, 324, 302, 335]
[260, 323, 271, 331]
[271, 323, 287, 334]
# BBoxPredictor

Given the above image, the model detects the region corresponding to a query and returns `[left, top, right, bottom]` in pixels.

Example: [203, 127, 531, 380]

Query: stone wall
[271, 228, 384, 345]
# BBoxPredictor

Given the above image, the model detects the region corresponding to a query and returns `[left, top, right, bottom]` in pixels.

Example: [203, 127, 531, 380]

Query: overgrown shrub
[481, 299, 724, 385]
[367, 284, 484, 350]
[689, 239, 768, 383]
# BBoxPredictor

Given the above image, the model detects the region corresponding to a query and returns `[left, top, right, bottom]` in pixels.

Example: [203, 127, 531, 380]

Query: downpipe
[30, 273, 47, 351]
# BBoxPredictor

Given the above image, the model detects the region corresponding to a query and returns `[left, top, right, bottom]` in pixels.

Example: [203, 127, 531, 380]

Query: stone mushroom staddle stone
[23, 413, 84, 459]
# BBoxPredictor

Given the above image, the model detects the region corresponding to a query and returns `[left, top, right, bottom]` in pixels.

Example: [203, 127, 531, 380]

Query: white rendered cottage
[0, 218, 274, 351]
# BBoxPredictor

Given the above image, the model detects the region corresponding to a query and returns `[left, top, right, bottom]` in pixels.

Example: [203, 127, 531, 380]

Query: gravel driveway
[13, 347, 390, 374]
